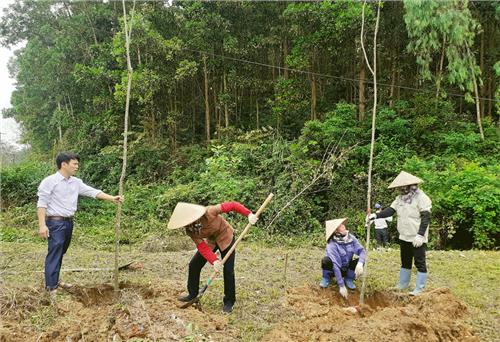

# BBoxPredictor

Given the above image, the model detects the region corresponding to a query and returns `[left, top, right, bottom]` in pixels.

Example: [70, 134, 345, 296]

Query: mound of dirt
[0, 281, 480, 342]
[0, 282, 237, 342]
[262, 285, 479, 342]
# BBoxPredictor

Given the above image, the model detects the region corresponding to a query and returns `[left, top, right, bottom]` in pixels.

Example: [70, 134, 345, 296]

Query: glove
[412, 234, 425, 248]
[213, 259, 223, 273]
[248, 213, 258, 225]
[339, 286, 348, 299]
[355, 262, 364, 278]
[365, 214, 377, 227]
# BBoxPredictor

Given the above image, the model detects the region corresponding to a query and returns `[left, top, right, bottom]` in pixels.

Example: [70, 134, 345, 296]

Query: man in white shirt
[37, 152, 123, 293]
[373, 203, 393, 249]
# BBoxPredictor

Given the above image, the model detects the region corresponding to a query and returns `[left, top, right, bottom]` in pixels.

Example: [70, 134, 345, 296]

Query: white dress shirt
[37, 171, 101, 217]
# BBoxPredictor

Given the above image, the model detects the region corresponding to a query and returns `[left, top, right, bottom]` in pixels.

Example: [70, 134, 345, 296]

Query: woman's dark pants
[187, 238, 236, 306]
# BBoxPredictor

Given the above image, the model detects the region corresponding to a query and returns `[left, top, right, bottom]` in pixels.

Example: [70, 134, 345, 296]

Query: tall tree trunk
[389, 56, 396, 107]
[396, 69, 401, 100]
[203, 55, 210, 143]
[67, 96, 74, 117]
[224, 70, 229, 128]
[487, 76, 492, 117]
[271, 49, 276, 82]
[487, 26, 494, 118]
[173, 92, 178, 152]
[57, 102, 63, 143]
[256, 100, 260, 129]
[192, 84, 196, 144]
[235, 87, 240, 124]
[213, 85, 220, 139]
[311, 73, 317, 120]
[465, 43, 484, 140]
[479, 30, 485, 116]
[283, 39, 289, 80]
[115, 0, 135, 292]
[435, 36, 447, 101]
[358, 57, 366, 121]
[310, 49, 317, 121]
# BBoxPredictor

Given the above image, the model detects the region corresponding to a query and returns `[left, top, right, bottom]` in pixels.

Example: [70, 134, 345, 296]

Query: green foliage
[0, 2, 498, 250]
[404, 0, 482, 100]
[404, 158, 499, 249]
[79, 145, 122, 191]
[157, 143, 260, 224]
[269, 77, 310, 137]
[0, 160, 52, 207]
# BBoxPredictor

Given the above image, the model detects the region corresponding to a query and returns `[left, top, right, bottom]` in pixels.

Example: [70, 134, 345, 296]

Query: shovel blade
[178, 285, 208, 309]
[178, 297, 199, 308]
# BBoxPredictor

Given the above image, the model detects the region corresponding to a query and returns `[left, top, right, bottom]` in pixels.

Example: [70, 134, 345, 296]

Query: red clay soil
[262, 285, 479, 342]
[0, 282, 479, 341]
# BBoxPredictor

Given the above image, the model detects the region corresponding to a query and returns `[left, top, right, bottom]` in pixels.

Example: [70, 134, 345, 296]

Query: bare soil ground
[263, 286, 478, 342]
[1, 241, 498, 341]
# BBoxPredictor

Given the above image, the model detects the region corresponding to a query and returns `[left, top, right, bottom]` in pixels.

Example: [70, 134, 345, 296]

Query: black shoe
[222, 302, 234, 313]
[178, 294, 196, 302]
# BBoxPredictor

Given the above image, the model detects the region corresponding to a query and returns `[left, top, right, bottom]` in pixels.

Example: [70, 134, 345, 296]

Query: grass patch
[0, 241, 498, 341]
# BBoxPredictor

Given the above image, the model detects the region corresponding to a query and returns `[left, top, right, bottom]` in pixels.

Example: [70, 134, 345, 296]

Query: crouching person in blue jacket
[320, 218, 366, 299]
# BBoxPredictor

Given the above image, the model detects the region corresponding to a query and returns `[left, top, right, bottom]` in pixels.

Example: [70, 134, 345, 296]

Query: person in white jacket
[368, 171, 431, 296]
[373, 203, 393, 249]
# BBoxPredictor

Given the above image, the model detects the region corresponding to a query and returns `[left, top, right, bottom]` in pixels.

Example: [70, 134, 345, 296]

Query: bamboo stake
[359, 0, 381, 306]
[283, 252, 288, 295]
[114, 0, 136, 292]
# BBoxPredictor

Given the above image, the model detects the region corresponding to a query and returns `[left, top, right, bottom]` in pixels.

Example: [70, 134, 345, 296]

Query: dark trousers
[399, 239, 427, 273]
[375, 228, 389, 247]
[187, 238, 236, 305]
[321, 256, 358, 278]
[45, 219, 74, 289]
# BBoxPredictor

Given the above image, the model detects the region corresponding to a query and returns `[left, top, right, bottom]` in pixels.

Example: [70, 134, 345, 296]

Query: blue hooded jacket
[325, 233, 366, 287]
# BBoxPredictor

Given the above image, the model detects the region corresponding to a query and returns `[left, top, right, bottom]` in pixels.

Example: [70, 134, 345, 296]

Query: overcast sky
[0, 0, 24, 148]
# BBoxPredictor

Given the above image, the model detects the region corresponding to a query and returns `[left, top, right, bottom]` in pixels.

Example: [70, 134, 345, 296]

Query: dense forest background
[0, 0, 498, 250]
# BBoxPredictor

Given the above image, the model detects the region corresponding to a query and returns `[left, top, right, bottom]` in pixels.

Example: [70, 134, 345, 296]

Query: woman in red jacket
[168, 201, 257, 313]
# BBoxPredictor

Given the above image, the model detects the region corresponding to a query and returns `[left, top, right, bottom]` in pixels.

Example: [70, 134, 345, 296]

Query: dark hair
[56, 152, 80, 169]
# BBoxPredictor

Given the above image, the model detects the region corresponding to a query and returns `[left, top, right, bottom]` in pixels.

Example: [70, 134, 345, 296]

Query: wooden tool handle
[219, 193, 274, 265]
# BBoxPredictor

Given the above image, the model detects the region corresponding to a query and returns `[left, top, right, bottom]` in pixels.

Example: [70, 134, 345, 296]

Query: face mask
[400, 185, 412, 195]
[186, 220, 203, 234]
[333, 230, 350, 243]
[334, 231, 347, 238]
[400, 185, 419, 203]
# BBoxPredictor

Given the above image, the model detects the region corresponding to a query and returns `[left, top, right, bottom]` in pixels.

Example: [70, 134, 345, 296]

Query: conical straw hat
[325, 218, 347, 241]
[167, 202, 207, 230]
[388, 171, 423, 189]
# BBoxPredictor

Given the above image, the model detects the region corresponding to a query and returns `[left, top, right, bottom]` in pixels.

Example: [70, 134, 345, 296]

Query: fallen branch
[4, 262, 137, 275]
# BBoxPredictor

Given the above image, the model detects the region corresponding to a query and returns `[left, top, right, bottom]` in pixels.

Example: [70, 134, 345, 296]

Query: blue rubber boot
[319, 270, 331, 288]
[396, 268, 411, 290]
[344, 270, 356, 290]
[409, 272, 427, 296]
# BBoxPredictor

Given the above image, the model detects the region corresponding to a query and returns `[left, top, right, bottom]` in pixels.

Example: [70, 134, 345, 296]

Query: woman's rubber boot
[319, 270, 331, 288]
[395, 268, 411, 290]
[344, 270, 356, 290]
[409, 272, 427, 296]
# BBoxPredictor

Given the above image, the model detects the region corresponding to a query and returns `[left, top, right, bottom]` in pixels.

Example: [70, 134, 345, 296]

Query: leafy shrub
[404, 158, 499, 249]
[2, 96, 498, 250]
[0, 160, 52, 207]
